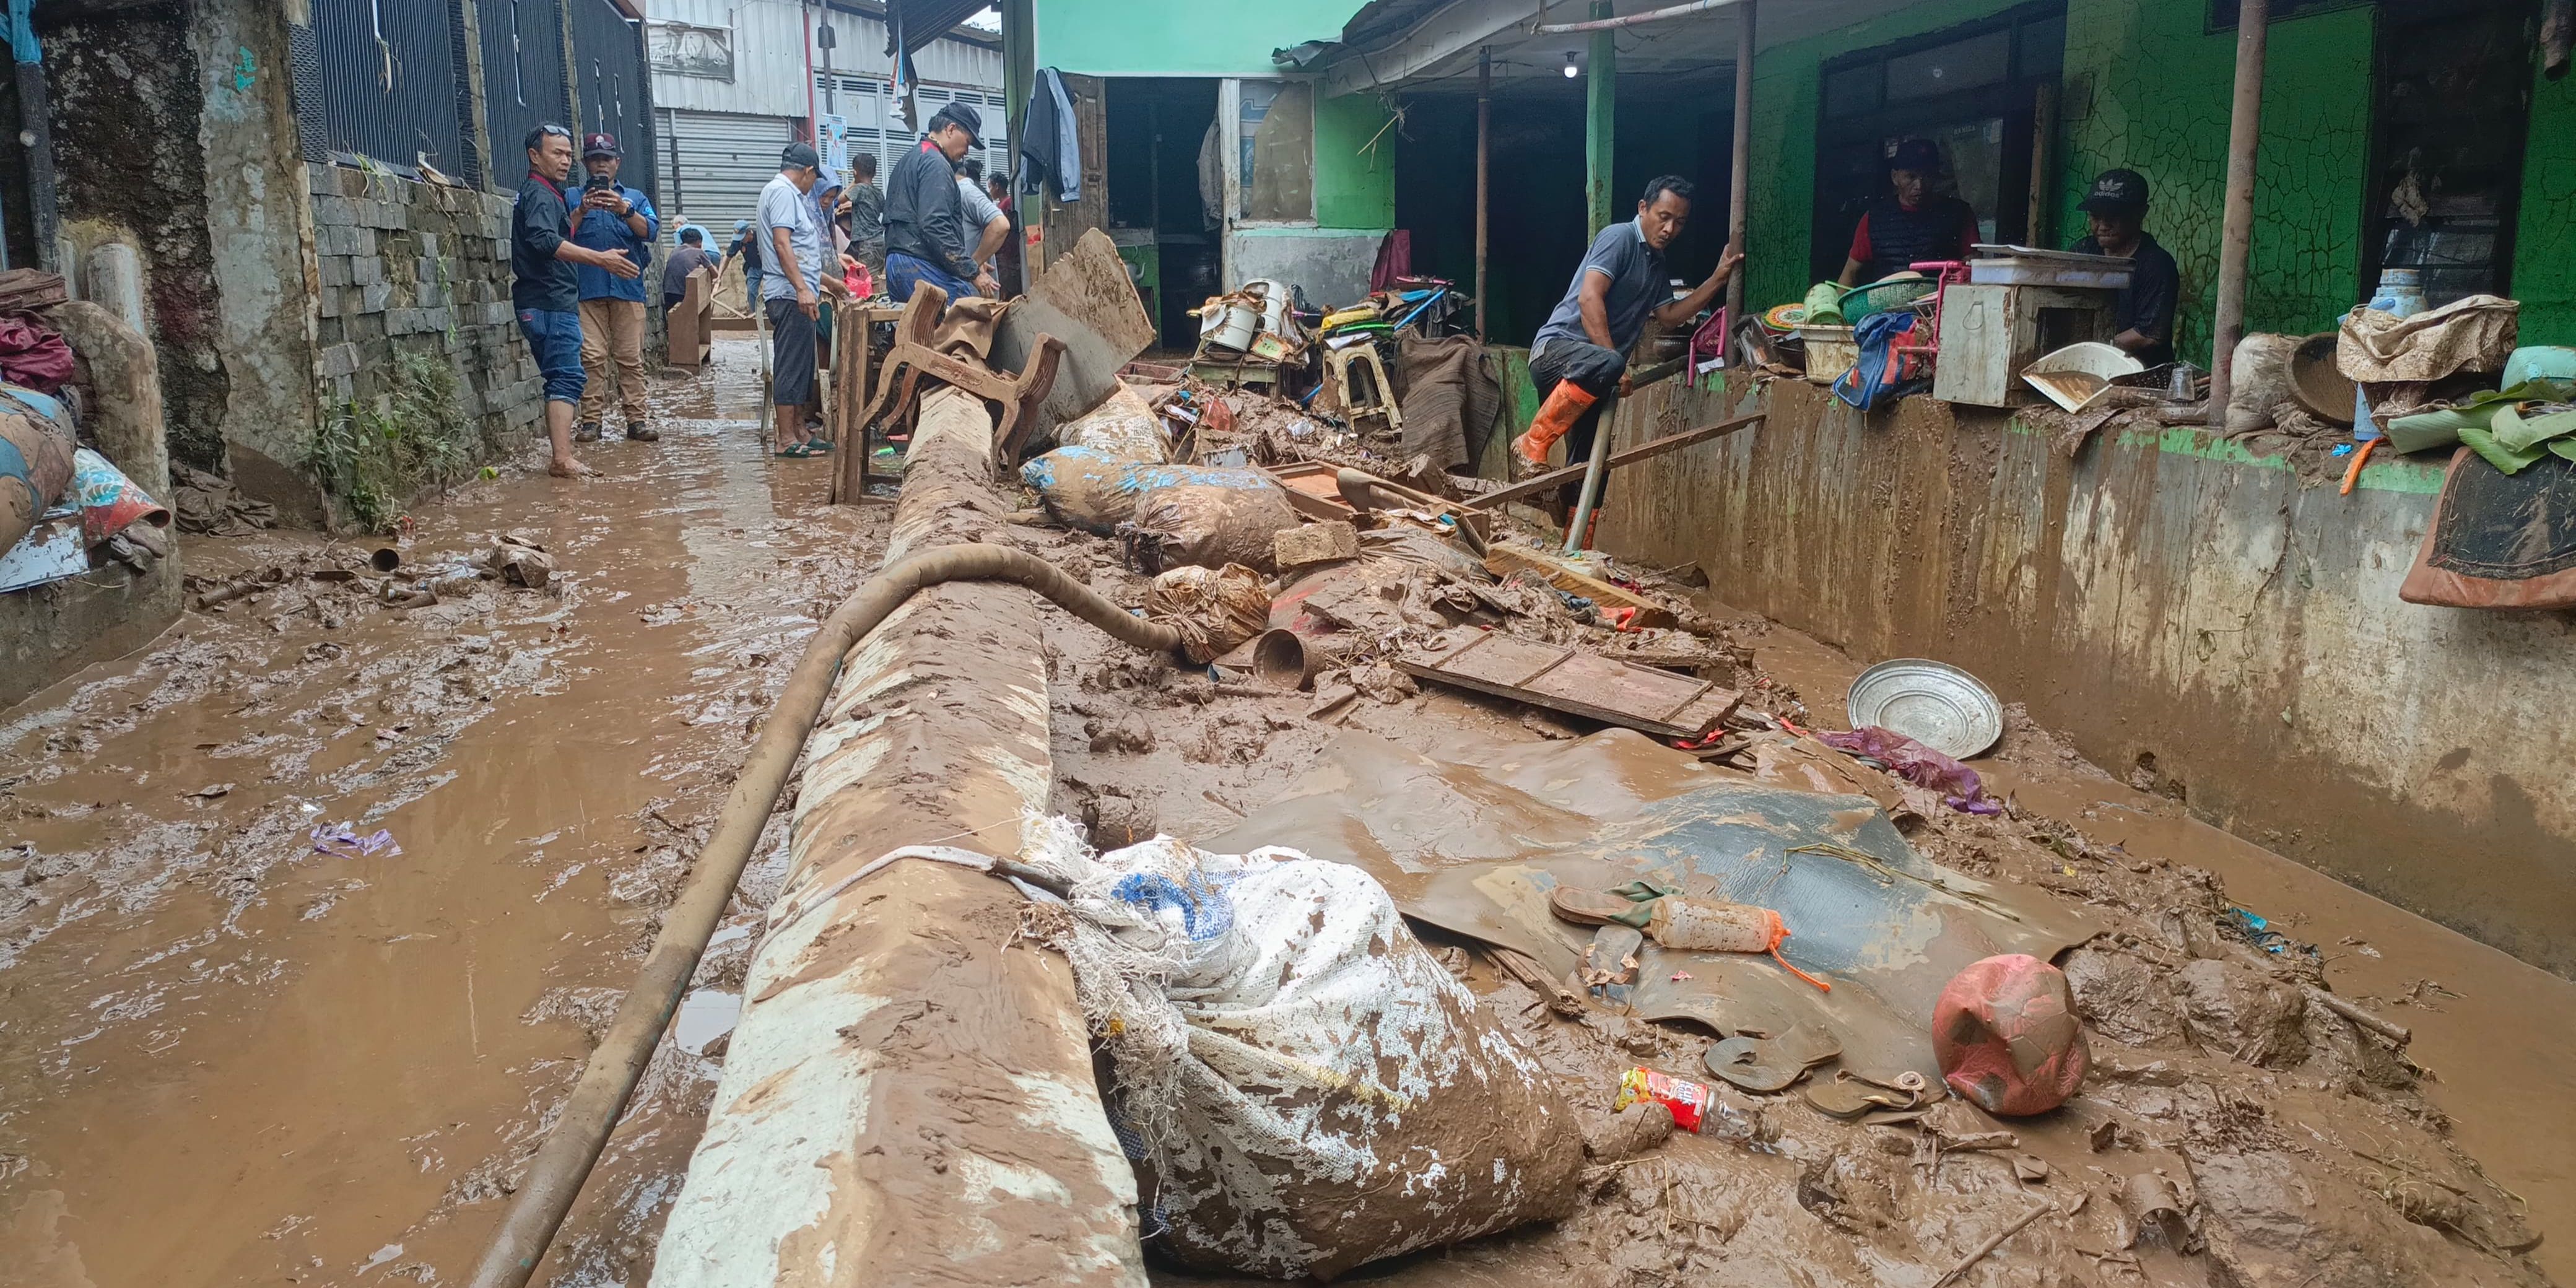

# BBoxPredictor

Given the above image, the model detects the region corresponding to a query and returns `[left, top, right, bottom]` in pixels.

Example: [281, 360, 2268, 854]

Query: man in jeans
[513, 123, 640, 477]
[572, 131, 661, 443]
[883, 103, 996, 304]
[757, 142, 846, 458]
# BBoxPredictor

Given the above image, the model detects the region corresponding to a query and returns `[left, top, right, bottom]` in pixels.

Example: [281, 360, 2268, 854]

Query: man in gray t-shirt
[1515, 176, 1743, 527]
[757, 144, 846, 458]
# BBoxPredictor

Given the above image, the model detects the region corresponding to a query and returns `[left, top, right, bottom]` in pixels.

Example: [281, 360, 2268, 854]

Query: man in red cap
[572, 131, 661, 444]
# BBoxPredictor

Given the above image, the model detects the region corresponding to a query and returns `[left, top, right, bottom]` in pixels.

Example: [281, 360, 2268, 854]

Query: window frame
[1224, 76, 1320, 228]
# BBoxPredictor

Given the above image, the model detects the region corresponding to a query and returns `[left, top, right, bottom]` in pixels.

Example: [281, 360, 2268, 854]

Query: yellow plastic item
[1320, 304, 1382, 331]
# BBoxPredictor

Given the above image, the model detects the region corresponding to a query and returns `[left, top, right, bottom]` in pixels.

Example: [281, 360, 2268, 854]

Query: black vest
[1862, 196, 1972, 279]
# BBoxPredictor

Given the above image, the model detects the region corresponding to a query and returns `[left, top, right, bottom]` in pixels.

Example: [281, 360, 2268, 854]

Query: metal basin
[1845, 659, 2003, 759]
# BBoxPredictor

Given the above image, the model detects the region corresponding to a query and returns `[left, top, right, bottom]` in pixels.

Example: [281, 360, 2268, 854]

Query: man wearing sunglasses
[513, 124, 640, 477]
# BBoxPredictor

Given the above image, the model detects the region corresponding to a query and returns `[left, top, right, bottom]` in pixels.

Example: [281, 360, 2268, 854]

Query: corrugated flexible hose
[467, 542, 1183, 1288]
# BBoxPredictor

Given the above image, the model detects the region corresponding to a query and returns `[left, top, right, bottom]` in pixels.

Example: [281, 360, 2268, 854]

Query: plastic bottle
[2353, 268, 2426, 441]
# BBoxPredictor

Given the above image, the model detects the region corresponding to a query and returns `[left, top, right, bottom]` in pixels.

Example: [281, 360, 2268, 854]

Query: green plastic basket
[1838, 276, 1938, 321]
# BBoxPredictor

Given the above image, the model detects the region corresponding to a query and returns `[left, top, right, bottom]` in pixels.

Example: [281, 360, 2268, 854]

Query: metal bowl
[1845, 659, 2003, 759]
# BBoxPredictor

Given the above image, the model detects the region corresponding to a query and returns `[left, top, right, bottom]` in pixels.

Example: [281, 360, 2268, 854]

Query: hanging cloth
[1018, 67, 1081, 204]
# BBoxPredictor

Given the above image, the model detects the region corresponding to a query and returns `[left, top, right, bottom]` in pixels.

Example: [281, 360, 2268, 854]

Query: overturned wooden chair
[834, 284, 1065, 503]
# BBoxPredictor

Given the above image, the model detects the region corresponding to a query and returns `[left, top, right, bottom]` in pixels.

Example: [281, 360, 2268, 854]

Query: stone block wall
[306, 164, 546, 448]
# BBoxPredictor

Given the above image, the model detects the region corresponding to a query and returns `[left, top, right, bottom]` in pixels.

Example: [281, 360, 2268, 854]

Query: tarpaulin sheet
[1201, 729, 2094, 1082]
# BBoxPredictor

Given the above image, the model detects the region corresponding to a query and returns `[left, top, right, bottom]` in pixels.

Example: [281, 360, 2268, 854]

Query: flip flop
[1704, 1024, 1843, 1093]
[1550, 886, 1643, 927]
[773, 443, 820, 459]
[803, 437, 834, 453]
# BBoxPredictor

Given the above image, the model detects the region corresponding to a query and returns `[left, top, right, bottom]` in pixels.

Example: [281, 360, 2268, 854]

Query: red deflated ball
[1933, 953, 2089, 1116]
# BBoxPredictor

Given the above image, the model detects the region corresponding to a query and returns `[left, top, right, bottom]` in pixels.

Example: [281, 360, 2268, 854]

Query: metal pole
[1585, 1, 1615, 235]
[1723, 1, 1752, 325]
[1564, 398, 1617, 555]
[1536, 0, 1747, 34]
[1476, 46, 1490, 338]
[2208, 0, 2268, 426]
[2027, 82, 2058, 246]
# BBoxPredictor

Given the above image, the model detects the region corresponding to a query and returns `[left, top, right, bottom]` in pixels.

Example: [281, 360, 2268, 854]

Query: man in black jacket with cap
[2069, 168, 2180, 367]
[884, 103, 998, 304]
[1838, 138, 1980, 286]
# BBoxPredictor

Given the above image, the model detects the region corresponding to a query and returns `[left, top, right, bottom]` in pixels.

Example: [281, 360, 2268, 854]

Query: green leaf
[2490, 403, 2576, 453]
[2460, 422, 2548, 475]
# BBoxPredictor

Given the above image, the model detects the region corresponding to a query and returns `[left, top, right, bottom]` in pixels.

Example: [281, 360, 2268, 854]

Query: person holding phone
[513, 123, 640, 478]
[570, 133, 660, 444]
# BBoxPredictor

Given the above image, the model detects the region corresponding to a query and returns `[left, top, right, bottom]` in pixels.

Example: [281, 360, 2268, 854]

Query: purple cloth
[1821, 725, 2001, 814]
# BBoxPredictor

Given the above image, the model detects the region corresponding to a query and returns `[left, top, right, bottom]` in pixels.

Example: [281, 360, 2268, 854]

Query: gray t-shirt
[757, 173, 825, 302]
[1531, 219, 1666, 359]
[955, 175, 1002, 264]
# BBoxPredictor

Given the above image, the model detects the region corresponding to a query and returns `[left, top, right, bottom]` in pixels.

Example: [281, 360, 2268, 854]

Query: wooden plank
[1482, 544, 1678, 631]
[1474, 411, 1764, 509]
[1397, 632, 1741, 739]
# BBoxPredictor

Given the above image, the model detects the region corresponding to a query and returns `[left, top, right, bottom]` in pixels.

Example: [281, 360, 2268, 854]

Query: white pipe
[1534, 0, 1746, 35]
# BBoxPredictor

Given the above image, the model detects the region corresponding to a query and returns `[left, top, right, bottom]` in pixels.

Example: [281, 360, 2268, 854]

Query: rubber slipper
[1550, 886, 1641, 926]
[803, 437, 833, 453]
[1580, 923, 1644, 988]
[773, 443, 818, 458]
[1804, 1071, 1912, 1118]
[1704, 1024, 1843, 1094]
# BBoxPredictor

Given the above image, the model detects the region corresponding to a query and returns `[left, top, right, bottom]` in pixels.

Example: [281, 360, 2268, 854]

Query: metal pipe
[466, 544, 1181, 1288]
[1563, 396, 1617, 555]
[1723, 1, 1752, 325]
[2027, 81, 2058, 246]
[2206, 0, 2268, 427]
[1536, 0, 1746, 35]
[1476, 46, 1490, 339]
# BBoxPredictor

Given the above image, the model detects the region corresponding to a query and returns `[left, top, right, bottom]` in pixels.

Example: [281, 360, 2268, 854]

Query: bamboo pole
[2207, 0, 2269, 425]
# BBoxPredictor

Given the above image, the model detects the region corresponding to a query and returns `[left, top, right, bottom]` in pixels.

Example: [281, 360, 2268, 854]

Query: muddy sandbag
[1025, 818, 1582, 1279]
[2224, 333, 2299, 433]
[1144, 562, 1270, 663]
[1021, 448, 1282, 534]
[1055, 381, 1170, 464]
[1121, 479, 1301, 573]
[0, 386, 77, 554]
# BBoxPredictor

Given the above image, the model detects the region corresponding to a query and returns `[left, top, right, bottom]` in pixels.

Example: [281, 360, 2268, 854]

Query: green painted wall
[1033, 0, 1368, 77]
[2057, 0, 2373, 361]
[1314, 92, 1396, 228]
[2512, 61, 2576, 342]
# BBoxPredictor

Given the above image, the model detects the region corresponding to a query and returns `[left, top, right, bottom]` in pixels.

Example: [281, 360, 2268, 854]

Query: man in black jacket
[884, 103, 996, 304]
[1837, 138, 1980, 286]
[512, 123, 641, 477]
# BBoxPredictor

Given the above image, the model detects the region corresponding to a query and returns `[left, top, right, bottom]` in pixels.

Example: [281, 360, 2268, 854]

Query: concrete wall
[307, 164, 548, 463]
[1596, 376, 2576, 977]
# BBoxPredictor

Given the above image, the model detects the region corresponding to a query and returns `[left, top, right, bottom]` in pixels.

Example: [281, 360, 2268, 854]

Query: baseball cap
[781, 141, 821, 171]
[1888, 137, 1942, 173]
[2078, 168, 2151, 214]
[734, 219, 751, 232]
[931, 101, 983, 147]
[581, 132, 622, 159]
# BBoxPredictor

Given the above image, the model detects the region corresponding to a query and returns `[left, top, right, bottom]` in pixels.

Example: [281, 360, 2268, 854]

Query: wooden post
[1476, 47, 1491, 339]
[2027, 82, 2058, 247]
[1585, 1, 1616, 235]
[1724, 1, 1753, 323]
[2208, 0, 2269, 425]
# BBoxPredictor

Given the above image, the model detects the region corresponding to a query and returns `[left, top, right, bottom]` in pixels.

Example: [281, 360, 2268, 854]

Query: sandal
[802, 437, 833, 453]
[773, 442, 820, 458]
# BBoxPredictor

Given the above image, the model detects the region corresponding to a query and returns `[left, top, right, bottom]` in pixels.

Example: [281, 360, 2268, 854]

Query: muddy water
[1706, 599, 2576, 1284]
[0, 338, 881, 1287]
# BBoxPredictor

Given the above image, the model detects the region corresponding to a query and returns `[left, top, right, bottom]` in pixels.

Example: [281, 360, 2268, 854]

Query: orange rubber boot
[1512, 381, 1600, 467]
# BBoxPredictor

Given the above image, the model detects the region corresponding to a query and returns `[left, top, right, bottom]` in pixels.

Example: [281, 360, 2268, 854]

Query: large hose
[468, 543, 1182, 1288]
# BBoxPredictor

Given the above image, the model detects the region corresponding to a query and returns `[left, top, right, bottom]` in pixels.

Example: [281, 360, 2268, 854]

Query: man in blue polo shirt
[572, 132, 661, 443]
[1516, 176, 1741, 520]
[512, 123, 640, 477]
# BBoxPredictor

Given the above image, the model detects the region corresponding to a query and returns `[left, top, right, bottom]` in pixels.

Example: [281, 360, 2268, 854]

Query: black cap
[1889, 137, 1942, 173]
[930, 100, 983, 147]
[2078, 168, 2151, 213]
[781, 141, 821, 172]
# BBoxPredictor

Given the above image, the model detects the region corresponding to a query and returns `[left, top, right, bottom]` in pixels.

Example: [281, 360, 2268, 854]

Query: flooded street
[1, 338, 882, 1288]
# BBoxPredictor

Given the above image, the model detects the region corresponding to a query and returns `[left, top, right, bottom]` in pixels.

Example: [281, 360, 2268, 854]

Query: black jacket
[511, 172, 578, 313]
[884, 139, 972, 278]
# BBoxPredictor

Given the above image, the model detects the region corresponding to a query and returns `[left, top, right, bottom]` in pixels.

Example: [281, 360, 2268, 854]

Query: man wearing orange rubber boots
[1516, 176, 1741, 516]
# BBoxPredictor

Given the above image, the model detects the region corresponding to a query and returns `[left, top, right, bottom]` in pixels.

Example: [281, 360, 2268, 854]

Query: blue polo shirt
[573, 183, 658, 303]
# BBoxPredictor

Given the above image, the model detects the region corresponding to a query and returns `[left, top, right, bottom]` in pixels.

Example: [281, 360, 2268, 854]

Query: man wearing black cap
[884, 102, 998, 304]
[2069, 168, 2179, 367]
[572, 132, 661, 443]
[1837, 138, 1980, 286]
[758, 142, 847, 458]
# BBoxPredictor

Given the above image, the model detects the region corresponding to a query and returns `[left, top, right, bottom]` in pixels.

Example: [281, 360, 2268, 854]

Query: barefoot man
[513, 123, 640, 477]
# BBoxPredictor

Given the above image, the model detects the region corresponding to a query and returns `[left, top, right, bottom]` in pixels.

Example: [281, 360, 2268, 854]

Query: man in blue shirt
[1515, 176, 1741, 518]
[572, 132, 661, 443]
[512, 123, 640, 477]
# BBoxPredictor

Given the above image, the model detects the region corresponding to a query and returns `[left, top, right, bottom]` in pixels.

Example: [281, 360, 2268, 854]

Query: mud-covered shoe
[624, 422, 661, 442]
[574, 422, 603, 444]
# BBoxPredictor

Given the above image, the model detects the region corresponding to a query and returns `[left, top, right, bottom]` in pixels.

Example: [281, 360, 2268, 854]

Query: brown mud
[0, 337, 885, 1287]
[1037, 524, 2568, 1288]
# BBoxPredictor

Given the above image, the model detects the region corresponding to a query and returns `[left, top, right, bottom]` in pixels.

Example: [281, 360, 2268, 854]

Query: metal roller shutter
[659, 109, 798, 245]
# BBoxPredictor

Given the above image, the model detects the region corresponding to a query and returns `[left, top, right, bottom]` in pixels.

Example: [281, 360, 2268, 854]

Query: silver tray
[1845, 659, 2003, 759]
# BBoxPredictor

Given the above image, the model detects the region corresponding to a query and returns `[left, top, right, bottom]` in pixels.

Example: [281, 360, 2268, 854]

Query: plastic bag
[1055, 382, 1170, 464]
[1020, 450, 1286, 534]
[1121, 481, 1302, 573]
[1144, 562, 1271, 663]
[1024, 819, 1582, 1279]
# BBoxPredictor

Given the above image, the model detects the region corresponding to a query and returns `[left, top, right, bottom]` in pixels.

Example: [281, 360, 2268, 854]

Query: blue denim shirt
[573, 183, 658, 303]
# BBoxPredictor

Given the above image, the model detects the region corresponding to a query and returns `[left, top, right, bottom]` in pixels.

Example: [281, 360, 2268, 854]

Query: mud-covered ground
[4, 339, 2569, 1288]
[1025, 516, 2570, 1288]
[0, 337, 885, 1287]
